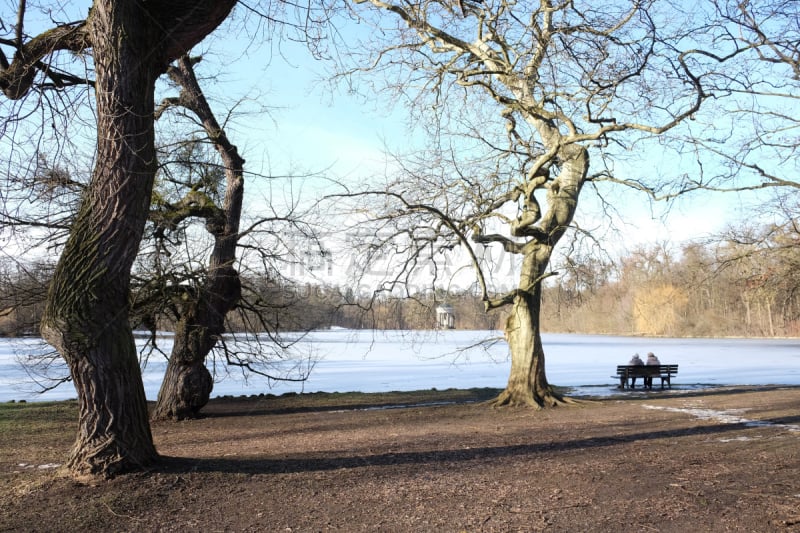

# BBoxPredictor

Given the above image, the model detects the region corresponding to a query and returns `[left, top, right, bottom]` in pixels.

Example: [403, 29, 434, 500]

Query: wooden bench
[613, 364, 678, 389]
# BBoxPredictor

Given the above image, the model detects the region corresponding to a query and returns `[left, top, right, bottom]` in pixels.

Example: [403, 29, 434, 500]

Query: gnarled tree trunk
[32, 0, 238, 477]
[492, 256, 568, 408]
[151, 261, 241, 420]
[151, 56, 245, 420]
[491, 141, 588, 408]
[40, 1, 162, 476]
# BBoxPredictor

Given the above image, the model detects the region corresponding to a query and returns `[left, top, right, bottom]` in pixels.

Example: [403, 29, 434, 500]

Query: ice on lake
[1, 329, 799, 403]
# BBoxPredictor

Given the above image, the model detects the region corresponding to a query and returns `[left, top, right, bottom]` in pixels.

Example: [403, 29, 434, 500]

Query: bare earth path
[2, 386, 799, 532]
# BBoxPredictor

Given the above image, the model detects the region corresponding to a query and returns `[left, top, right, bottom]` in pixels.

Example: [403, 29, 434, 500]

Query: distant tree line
[0, 269, 502, 335]
[541, 228, 800, 338]
[4, 222, 799, 338]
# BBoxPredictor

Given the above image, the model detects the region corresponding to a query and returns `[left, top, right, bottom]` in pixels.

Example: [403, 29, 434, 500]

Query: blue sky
[183, 26, 776, 295]
[198, 23, 755, 257]
[0, 1, 781, 272]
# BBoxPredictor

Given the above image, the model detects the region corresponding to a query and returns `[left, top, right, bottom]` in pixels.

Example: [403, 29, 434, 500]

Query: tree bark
[492, 254, 574, 408]
[151, 56, 245, 420]
[40, 0, 162, 477]
[491, 140, 588, 408]
[150, 259, 242, 420]
[33, 0, 237, 477]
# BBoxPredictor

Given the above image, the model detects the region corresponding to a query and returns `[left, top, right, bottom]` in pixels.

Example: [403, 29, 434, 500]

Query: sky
[0, 1, 787, 278]
[193, 38, 762, 294]
[175, 15, 797, 297]
[196, 18, 757, 257]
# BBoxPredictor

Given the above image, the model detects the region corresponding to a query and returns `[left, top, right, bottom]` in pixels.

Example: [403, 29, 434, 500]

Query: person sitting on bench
[644, 352, 660, 388]
[625, 353, 644, 388]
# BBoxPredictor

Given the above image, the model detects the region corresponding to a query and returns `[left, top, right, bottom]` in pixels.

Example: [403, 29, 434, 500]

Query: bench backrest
[616, 364, 678, 376]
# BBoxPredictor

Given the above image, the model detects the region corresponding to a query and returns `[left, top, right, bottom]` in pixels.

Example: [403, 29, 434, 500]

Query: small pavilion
[435, 304, 455, 329]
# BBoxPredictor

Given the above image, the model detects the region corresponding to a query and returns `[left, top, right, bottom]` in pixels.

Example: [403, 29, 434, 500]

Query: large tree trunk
[491, 141, 588, 408]
[151, 56, 245, 420]
[40, 1, 161, 477]
[37, 1, 238, 477]
[151, 263, 241, 420]
[152, 321, 216, 420]
[492, 256, 573, 408]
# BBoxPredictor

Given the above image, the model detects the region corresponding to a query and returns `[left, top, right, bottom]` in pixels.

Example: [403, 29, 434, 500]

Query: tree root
[487, 387, 584, 409]
[65, 440, 159, 480]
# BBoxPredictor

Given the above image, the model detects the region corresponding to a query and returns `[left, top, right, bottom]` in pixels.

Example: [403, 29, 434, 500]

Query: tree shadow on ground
[196, 388, 504, 417]
[154, 418, 786, 477]
[177, 386, 799, 417]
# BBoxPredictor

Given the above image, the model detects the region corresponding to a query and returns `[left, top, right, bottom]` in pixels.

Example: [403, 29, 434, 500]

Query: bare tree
[2, 54, 326, 423]
[671, 1, 800, 323]
[140, 55, 245, 420]
[677, 1, 799, 193]
[142, 55, 324, 419]
[1, 0, 339, 476]
[336, 0, 704, 407]
[1, 0, 237, 477]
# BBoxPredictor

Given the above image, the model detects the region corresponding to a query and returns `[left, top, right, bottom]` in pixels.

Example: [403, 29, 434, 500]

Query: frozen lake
[2, 330, 800, 402]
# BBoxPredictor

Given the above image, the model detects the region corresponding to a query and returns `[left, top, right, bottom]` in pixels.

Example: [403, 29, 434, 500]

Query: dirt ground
[1, 385, 799, 532]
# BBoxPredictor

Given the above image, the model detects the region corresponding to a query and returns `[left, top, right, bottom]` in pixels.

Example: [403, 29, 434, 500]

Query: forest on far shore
[3, 225, 797, 340]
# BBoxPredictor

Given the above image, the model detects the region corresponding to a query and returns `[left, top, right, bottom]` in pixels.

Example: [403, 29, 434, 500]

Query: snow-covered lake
[2, 330, 799, 403]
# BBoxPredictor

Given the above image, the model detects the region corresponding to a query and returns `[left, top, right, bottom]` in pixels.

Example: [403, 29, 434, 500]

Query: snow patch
[643, 404, 800, 432]
[15, 462, 60, 470]
[4, 332, 800, 403]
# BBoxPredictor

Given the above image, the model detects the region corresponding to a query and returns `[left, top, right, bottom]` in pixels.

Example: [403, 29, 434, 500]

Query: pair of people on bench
[627, 352, 660, 388]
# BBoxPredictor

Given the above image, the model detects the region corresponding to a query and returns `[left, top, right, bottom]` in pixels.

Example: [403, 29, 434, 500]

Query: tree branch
[0, 21, 89, 99]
